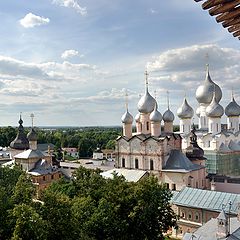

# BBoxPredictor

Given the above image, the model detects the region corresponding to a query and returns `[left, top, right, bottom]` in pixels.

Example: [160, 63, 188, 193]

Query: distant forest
[0, 125, 180, 157]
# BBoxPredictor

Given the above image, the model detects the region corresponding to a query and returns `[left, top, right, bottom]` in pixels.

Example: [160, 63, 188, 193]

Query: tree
[11, 203, 47, 240]
[41, 190, 74, 240]
[12, 173, 36, 205]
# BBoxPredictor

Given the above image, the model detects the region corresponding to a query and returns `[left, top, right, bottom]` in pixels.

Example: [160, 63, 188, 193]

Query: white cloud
[61, 49, 83, 59]
[52, 0, 87, 16]
[146, 44, 240, 93]
[19, 13, 50, 28]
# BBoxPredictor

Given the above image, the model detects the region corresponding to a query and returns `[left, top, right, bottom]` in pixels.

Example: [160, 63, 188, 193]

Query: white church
[177, 64, 240, 177]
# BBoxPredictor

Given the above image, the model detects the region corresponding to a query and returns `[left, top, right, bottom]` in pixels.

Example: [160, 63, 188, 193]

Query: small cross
[30, 113, 34, 128]
[167, 90, 170, 109]
[125, 90, 128, 110]
[154, 90, 157, 99]
[144, 70, 149, 86]
[205, 53, 209, 65]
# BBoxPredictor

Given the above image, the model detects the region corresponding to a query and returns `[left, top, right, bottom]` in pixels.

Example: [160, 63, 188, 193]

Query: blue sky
[0, 0, 239, 126]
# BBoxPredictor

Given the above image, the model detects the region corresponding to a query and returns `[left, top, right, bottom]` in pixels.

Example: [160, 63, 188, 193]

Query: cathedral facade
[116, 72, 207, 191]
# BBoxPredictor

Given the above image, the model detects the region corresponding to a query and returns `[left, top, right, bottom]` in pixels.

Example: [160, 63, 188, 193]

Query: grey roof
[163, 108, 175, 122]
[137, 87, 156, 114]
[177, 97, 194, 119]
[28, 159, 57, 176]
[37, 143, 55, 152]
[229, 140, 240, 151]
[163, 149, 203, 173]
[121, 110, 133, 124]
[225, 96, 240, 117]
[217, 209, 227, 220]
[206, 92, 224, 118]
[100, 168, 148, 182]
[14, 149, 48, 159]
[172, 187, 240, 214]
[184, 217, 240, 240]
[219, 143, 232, 153]
[149, 103, 162, 122]
[10, 116, 29, 150]
[196, 65, 222, 104]
[27, 128, 37, 141]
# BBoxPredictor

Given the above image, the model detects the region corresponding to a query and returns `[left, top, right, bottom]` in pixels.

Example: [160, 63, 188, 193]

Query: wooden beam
[233, 30, 240, 37]
[228, 24, 240, 33]
[216, 7, 240, 22]
[222, 17, 240, 27]
[202, 0, 232, 10]
[209, 0, 240, 16]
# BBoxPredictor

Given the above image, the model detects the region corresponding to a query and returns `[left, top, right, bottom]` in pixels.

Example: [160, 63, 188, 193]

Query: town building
[4, 115, 61, 195]
[172, 187, 240, 238]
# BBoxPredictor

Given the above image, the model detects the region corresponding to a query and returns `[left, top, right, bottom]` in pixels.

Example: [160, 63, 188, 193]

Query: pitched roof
[172, 187, 240, 214]
[14, 149, 49, 159]
[162, 149, 204, 173]
[100, 168, 148, 182]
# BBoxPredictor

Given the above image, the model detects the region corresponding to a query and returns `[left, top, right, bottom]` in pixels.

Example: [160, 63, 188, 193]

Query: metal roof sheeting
[172, 187, 240, 214]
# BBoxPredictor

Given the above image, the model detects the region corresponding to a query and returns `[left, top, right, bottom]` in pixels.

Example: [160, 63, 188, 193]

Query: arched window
[122, 158, 125, 168]
[135, 158, 139, 169]
[150, 159, 154, 170]
[146, 122, 149, 131]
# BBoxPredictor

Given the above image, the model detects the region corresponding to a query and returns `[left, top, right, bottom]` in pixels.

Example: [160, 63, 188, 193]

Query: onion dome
[137, 90, 156, 113]
[27, 128, 37, 141]
[163, 108, 175, 122]
[196, 65, 222, 104]
[137, 71, 156, 113]
[121, 110, 133, 124]
[150, 103, 162, 122]
[135, 113, 140, 122]
[225, 95, 240, 117]
[196, 106, 200, 118]
[177, 97, 194, 119]
[185, 124, 204, 159]
[10, 115, 29, 150]
[206, 92, 224, 118]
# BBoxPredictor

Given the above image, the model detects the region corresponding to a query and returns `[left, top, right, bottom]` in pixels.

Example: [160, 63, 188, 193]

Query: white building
[177, 64, 240, 178]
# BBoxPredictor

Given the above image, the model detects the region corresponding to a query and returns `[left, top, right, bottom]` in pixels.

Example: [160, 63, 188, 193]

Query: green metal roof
[172, 187, 240, 214]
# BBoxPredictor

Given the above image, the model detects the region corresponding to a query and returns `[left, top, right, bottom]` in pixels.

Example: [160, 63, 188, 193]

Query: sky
[0, 0, 239, 126]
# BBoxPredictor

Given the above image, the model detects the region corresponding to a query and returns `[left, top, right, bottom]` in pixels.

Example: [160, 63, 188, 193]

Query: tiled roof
[173, 187, 240, 214]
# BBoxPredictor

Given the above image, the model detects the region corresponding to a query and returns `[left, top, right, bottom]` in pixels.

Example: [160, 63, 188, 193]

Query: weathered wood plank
[209, 0, 240, 16]
[222, 17, 240, 27]
[233, 30, 240, 36]
[202, 0, 232, 10]
[228, 24, 240, 32]
[216, 7, 240, 22]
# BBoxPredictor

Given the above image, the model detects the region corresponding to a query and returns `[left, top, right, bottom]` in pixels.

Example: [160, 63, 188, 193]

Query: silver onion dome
[196, 106, 200, 118]
[163, 108, 175, 122]
[137, 89, 156, 114]
[135, 113, 140, 122]
[121, 110, 133, 124]
[206, 93, 224, 118]
[196, 65, 222, 104]
[225, 96, 240, 117]
[27, 128, 37, 141]
[177, 98, 194, 119]
[150, 103, 162, 122]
